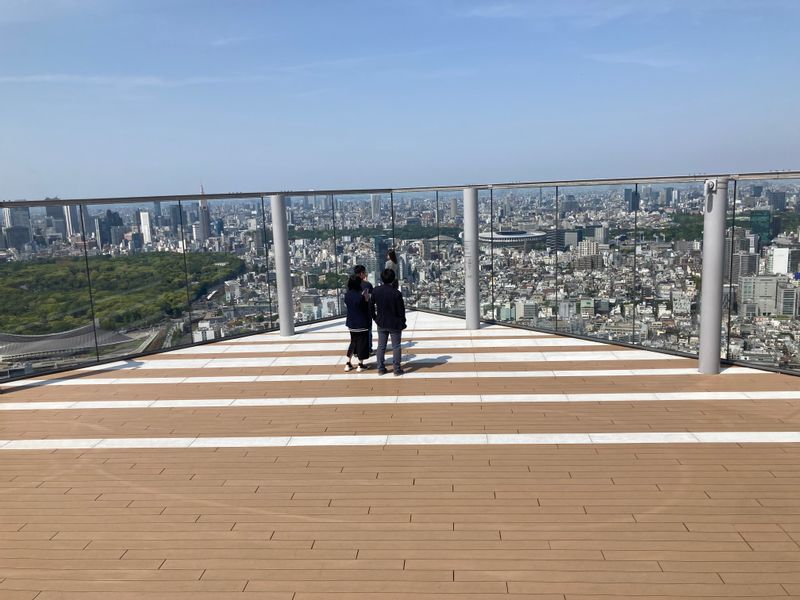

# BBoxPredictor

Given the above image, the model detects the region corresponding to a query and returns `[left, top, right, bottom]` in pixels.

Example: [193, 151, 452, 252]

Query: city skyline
[2, 0, 800, 199]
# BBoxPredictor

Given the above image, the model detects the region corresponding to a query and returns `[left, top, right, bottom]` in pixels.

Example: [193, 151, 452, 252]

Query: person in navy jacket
[344, 274, 371, 372]
[369, 268, 407, 376]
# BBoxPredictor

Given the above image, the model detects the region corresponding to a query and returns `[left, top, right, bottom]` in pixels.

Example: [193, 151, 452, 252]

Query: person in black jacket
[344, 275, 370, 372]
[353, 265, 374, 353]
[369, 268, 406, 376]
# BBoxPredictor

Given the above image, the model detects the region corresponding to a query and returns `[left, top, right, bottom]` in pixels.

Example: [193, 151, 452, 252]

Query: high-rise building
[139, 210, 152, 245]
[153, 201, 162, 226]
[664, 187, 675, 206]
[370, 194, 381, 220]
[170, 205, 184, 234]
[450, 198, 458, 221]
[2, 207, 30, 229]
[197, 199, 211, 243]
[624, 188, 639, 212]
[752, 185, 764, 198]
[768, 191, 787, 212]
[749, 210, 773, 246]
[731, 252, 758, 284]
[64, 205, 81, 237]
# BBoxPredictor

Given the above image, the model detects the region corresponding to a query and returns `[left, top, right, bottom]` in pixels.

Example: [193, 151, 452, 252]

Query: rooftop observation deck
[1, 311, 800, 599]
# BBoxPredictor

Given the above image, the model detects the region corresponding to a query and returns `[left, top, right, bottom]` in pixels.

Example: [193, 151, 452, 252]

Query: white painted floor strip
[93, 350, 687, 370]
[1, 389, 794, 412]
[2, 431, 800, 450]
[1, 365, 767, 390]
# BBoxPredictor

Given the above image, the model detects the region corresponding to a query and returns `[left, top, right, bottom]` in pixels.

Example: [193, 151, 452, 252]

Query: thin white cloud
[210, 35, 254, 48]
[0, 73, 268, 87]
[585, 51, 682, 69]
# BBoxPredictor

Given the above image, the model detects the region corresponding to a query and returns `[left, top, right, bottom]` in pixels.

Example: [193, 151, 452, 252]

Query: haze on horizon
[1, 0, 799, 200]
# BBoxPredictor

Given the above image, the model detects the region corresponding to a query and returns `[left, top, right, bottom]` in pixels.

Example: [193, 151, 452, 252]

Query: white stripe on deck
[162, 337, 600, 354]
[74, 350, 690, 373]
[0, 389, 796, 412]
[1, 366, 765, 389]
[2, 431, 800, 450]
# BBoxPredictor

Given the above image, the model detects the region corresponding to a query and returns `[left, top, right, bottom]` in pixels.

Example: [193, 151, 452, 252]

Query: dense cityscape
[2, 179, 800, 378]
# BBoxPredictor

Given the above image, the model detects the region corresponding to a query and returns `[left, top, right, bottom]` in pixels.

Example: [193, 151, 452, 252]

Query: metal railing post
[270, 193, 295, 336]
[699, 178, 729, 373]
[463, 187, 480, 330]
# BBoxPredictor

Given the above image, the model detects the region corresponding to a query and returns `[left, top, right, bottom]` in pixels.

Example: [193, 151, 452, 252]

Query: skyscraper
[450, 198, 458, 221]
[370, 194, 381, 220]
[139, 210, 152, 245]
[750, 210, 773, 246]
[197, 199, 211, 243]
[64, 205, 81, 237]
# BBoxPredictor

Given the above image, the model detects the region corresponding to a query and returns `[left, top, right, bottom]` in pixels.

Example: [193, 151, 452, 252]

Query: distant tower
[198, 192, 211, 243]
[139, 210, 152, 245]
[450, 198, 458, 221]
[370, 194, 381, 220]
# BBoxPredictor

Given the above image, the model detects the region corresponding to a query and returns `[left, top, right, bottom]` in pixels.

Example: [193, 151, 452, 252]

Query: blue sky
[1, 0, 799, 199]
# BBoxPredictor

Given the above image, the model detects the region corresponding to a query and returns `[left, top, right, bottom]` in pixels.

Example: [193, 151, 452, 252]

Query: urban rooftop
[2, 171, 800, 599]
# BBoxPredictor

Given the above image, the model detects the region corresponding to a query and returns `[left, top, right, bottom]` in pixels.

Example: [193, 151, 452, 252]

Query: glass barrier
[0, 202, 98, 378]
[478, 190, 495, 320]
[557, 184, 635, 342]
[289, 195, 339, 323]
[336, 193, 391, 307]
[437, 191, 464, 315]
[391, 191, 440, 309]
[634, 183, 702, 355]
[88, 200, 196, 360]
[185, 197, 270, 343]
[726, 178, 800, 370]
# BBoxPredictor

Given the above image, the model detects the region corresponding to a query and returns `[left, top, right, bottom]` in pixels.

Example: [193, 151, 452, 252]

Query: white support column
[270, 194, 295, 337]
[463, 187, 480, 330]
[698, 178, 729, 373]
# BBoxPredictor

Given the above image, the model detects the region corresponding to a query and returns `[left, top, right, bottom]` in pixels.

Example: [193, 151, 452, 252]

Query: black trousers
[347, 330, 369, 362]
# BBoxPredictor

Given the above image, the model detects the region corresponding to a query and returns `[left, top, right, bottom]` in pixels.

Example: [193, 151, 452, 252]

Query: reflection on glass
[557, 185, 635, 342]
[184, 197, 274, 342]
[0, 202, 97, 378]
[727, 178, 800, 369]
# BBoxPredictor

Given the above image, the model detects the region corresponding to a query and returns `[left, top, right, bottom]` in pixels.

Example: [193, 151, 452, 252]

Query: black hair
[347, 274, 362, 291]
[387, 249, 397, 263]
[380, 268, 396, 285]
[353, 265, 366, 275]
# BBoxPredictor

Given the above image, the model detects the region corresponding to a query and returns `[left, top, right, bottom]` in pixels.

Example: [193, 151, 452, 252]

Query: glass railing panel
[634, 182, 703, 355]
[289, 194, 339, 323]
[437, 191, 464, 315]
[722, 181, 743, 360]
[390, 191, 441, 310]
[0, 202, 98, 379]
[84, 200, 195, 360]
[727, 178, 800, 371]
[184, 197, 271, 342]
[333, 193, 391, 312]
[557, 184, 635, 342]
[492, 187, 555, 329]
[478, 189, 495, 320]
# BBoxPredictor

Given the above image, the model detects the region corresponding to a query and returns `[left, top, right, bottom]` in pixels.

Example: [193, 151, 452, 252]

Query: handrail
[2, 170, 799, 208]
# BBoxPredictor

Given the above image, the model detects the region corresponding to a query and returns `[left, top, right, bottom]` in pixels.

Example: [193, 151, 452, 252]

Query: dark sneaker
[393, 368, 405, 376]
[377, 368, 387, 375]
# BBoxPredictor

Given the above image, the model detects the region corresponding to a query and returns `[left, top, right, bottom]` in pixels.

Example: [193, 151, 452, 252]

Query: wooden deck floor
[1, 312, 800, 599]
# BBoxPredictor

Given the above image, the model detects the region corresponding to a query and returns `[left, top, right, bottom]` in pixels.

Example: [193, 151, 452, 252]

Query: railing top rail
[2, 170, 799, 208]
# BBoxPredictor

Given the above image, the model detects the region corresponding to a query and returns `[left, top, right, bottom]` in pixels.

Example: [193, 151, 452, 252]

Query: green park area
[0, 252, 244, 335]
